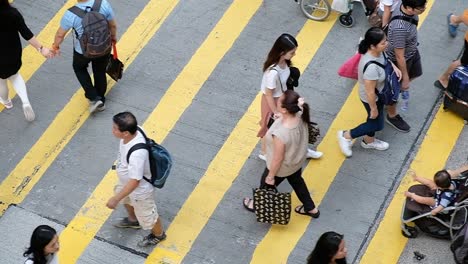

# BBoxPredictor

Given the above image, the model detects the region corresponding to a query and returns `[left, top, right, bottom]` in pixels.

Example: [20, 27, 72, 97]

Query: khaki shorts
[114, 184, 159, 230]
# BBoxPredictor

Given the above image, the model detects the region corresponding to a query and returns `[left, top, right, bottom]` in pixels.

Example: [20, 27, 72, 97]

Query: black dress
[0, 6, 34, 79]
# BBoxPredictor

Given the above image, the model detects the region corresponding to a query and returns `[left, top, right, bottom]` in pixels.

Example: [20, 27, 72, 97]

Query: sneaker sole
[360, 141, 389, 151]
[385, 118, 410, 133]
[23, 104, 35, 122]
[89, 101, 104, 114]
[113, 224, 142, 229]
[336, 131, 352, 157]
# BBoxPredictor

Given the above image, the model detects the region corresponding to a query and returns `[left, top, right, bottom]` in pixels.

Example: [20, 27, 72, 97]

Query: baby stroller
[331, 0, 378, 27]
[401, 170, 468, 240]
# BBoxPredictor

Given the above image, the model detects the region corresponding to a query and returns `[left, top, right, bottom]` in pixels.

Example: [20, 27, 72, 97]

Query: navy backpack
[363, 53, 401, 105]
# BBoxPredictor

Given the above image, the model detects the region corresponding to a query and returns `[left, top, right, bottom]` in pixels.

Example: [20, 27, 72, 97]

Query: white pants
[0, 73, 30, 105]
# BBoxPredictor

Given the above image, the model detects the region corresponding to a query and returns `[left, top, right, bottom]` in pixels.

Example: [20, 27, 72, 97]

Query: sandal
[294, 205, 320, 219]
[434, 80, 447, 91]
[0, 97, 13, 109]
[243, 197, 254, 213]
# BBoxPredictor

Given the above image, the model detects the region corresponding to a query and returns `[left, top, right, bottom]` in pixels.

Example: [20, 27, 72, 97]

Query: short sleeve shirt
[115, 129, 154, 200]
[358, 52, 386, 103]
[60, 0, 114, 54]
[379, 0, 400, 12]
[434, 180, 458, 208]
[385, 4, 419, 61]
[260, 65, 290, 98]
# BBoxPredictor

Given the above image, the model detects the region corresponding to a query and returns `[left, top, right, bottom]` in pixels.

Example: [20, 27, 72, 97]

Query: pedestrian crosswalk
[0, 0, 466, 263]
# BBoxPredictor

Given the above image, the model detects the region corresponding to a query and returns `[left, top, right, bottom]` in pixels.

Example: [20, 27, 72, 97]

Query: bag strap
[269, 65, 284, 93]
[68, 6, 86, 18]
[92, 0, 103, 12]
[389, 15, 418, 26]
[126, 143, 148, 163]
[112, 42, 118, 60]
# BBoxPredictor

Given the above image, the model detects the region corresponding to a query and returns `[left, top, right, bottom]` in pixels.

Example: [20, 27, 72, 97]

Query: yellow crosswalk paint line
[58, 0, 261, 263]
[146, 12, 338, 263]
[0, 0, 75, 111]
[360, 108, 464, 263]
[0, 0, 178, 215]
[251, 1, 436, 262]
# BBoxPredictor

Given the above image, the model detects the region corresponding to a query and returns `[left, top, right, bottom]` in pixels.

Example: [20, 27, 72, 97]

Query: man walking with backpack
[106, 112, 167, 247]
[385, 0, 427, 132]
[52, 0, 117, 113]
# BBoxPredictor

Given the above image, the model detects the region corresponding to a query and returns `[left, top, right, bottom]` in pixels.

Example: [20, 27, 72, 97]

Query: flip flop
[243, 198, 255, 213]
[447, 13, 458, 38]
[294, 205, 320, 219]
[433, 80, 447, 91]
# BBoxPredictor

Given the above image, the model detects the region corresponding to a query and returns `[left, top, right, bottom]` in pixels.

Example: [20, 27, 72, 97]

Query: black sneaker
[386, 114, 410, 133]
[137, 232, 167, 247]
[113, 217, 141, 229]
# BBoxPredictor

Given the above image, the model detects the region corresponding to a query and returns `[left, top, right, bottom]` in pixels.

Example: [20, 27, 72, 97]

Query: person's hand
[106, 196, 119, 209]
[393, 65, 402, 81]
[369, 108, 378, 119]
[265, 176, 275, 185]
[404, 191, 414, 199]
[273, 112, 281, 119]
[40, 47, 54, 59]
[408, 170, 417, 181]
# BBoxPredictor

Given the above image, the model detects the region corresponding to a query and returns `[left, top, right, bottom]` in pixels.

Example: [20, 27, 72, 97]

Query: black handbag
[308, 122, 320, 145]
[253, 186, 291, 225]
[106, 43, 124, 81]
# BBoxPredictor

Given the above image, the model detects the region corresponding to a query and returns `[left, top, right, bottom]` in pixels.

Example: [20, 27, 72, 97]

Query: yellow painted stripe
[0, 0, 178, 214]
[360, 108, 464, 264]
[251, 1, 437, 263]
[146, 12, 339, 263]
[58, 0, 261, 263]
[0, 0, 75, 111]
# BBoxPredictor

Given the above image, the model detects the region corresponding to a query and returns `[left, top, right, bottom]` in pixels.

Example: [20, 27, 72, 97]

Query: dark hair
[263, 33, 298, 72]
[281, 90, 311, 125]
[307, 231, 346, 264]
[358, 27, 386, 54]
[113, 112, 138, 134]
[402, 0, 427, 9]
[23, 225, 57, 264]
[434, 170, 451, 189]
[0, 0, 11, 8]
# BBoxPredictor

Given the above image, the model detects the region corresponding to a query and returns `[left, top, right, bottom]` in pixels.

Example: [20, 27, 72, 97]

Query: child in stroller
[401, 165, 468, 239]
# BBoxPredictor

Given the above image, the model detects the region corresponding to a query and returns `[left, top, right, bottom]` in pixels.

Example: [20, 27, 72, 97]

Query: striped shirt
[385, 4, 419, 61]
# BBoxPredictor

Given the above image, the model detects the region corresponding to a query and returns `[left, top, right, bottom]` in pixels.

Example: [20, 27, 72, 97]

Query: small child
[405, 165, 468, 215]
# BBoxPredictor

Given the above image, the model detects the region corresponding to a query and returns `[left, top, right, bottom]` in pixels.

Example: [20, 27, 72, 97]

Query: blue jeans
[350, 98, 384, 139]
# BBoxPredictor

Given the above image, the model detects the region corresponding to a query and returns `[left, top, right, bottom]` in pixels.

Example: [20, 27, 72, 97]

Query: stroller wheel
[402, 225, 418, 238]
[339, 14, 354, 28]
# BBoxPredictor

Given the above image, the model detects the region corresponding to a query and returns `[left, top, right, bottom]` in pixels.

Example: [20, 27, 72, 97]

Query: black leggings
[259, 168, 316, 212]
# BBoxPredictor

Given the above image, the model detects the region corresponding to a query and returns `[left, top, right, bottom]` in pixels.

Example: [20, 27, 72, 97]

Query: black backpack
[68, 0, 112, 58]
[126, 127, 173, 188]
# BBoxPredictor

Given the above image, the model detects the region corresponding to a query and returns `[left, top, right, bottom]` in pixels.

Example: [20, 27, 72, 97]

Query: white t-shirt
[115, 130, 153, 199]
[260, 64, 290, 98]
[25, 253, 59, 264]
[379, 0, 400, 12]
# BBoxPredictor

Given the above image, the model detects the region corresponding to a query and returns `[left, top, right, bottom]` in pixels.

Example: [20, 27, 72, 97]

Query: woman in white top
[379, 0, 401, 27]
[257, 34, 322, 161]
[24, 225, 59, 264]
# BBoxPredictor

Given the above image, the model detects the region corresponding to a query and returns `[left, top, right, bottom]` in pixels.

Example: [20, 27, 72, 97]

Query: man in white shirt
[106, 112, 166, 247]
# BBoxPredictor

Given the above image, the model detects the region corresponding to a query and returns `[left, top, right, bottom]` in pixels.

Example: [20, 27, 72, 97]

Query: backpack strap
[389, 15, 418, 26]
[92, 0, 103, 12]
[126, 143, 148, 163]
[363, 60, 385, 73]
[268, 65, 284, 93]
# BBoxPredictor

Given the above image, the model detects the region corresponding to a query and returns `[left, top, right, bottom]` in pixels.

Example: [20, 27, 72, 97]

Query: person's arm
[108, 19, 117, 42]
[394, 47, 410, 90]
[382, 5, 392, 27]
[431, 205, 444, 215]
[447, 164, 468, 178]
[52, 27, 68, 54]
[106, 179, 139, 209]
[265, 135, 285, 185]
[364, 79, 378, 119]
[264, 88, 277, 115]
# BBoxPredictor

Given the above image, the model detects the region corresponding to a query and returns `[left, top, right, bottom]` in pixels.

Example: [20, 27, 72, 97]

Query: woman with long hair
[245, 90, 320, 218]
[0, 0, 52, 121]
[24, 225, 60, 264]
[257, 34, 322, 161]
[307, 231, 347, 264]
[337, 27, 401, 157]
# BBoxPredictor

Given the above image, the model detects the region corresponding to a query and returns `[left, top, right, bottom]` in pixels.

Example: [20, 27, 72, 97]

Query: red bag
[338, 53, 362, 80]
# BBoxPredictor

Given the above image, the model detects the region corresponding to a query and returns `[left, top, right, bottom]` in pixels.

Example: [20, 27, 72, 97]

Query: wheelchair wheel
[402, 225, 418, 238]
[299, 0, 331, 21]
[339, 14, 354, 27]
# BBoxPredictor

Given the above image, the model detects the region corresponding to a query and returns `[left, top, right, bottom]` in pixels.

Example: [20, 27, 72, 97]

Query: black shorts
[391, 50, 423, 80]
[461, 40, 468, 66]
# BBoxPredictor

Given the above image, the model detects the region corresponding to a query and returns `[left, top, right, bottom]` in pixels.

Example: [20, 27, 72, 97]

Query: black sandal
[294, 205, 320, 219]
[434, 80, 447, 90]
[243, 198, 254, 213]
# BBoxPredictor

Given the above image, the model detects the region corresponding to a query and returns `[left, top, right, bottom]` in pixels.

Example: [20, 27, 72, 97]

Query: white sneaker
[89, 100, 104, 114]
[337, 130, 353, 157]
[306, 149, 323, 159]
[360, 138, 389, 151]
[22, 103, 35, 122]
[258, 154, 266, 161]
[0, 97, 13, 109]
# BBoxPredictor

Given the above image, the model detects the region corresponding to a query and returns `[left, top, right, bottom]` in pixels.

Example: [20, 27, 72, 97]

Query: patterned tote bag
[253, 187, 291, 225]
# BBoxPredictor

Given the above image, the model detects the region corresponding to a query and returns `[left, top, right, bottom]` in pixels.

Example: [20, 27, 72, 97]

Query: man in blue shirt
[52, 0, 117, 113]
